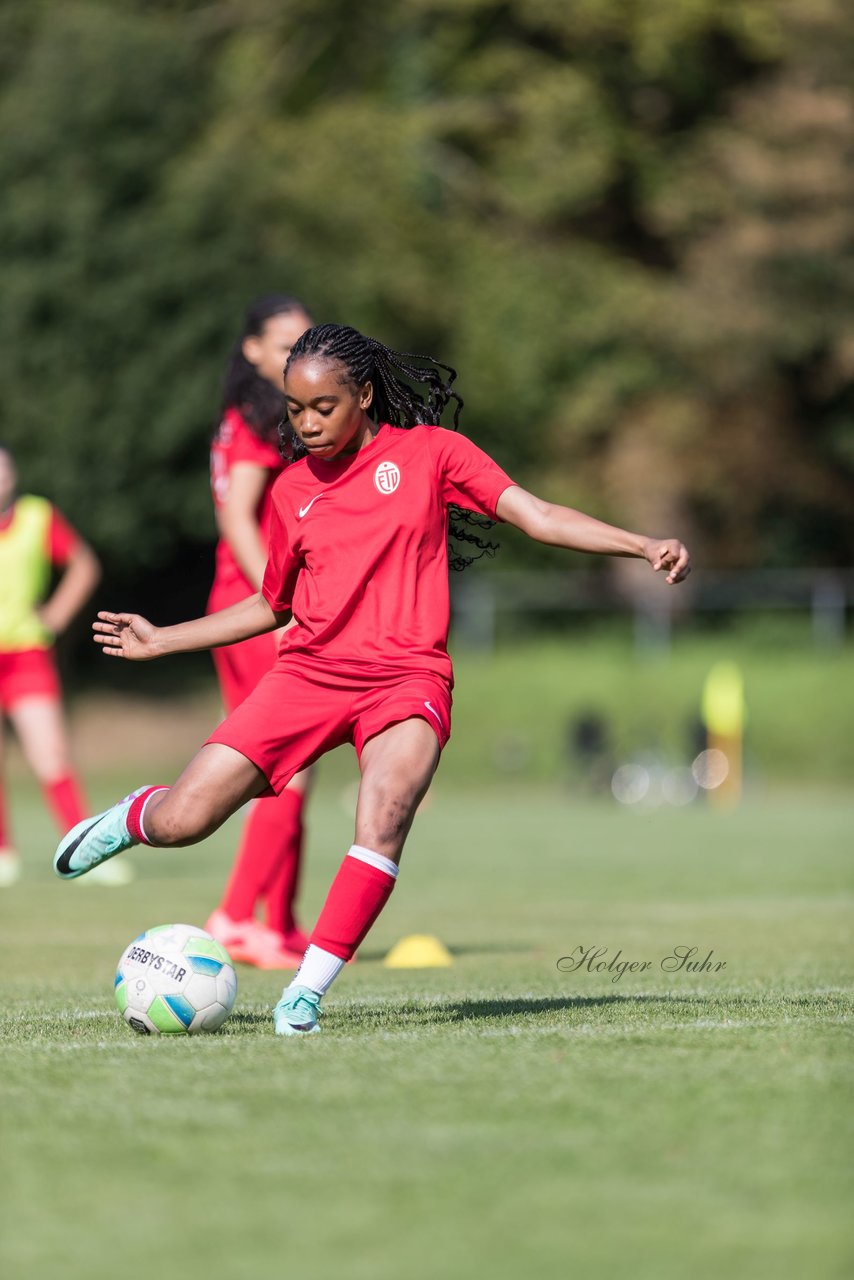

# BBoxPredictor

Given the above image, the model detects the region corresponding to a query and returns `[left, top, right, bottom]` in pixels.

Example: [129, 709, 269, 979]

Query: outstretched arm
[495, 486, 691, 584]
[93, 592, 288, 661]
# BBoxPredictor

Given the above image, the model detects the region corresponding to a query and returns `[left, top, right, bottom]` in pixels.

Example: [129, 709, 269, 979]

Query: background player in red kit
[55, 324, 691, 1035]
[0, 447, 101, 885]
[205, 294, 314, 968]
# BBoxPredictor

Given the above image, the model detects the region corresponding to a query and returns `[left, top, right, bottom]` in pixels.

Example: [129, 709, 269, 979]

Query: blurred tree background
[0, 0, 852, 626]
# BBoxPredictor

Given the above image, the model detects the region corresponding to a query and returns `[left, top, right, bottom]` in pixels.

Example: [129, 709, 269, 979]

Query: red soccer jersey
[210, 407, 285, 592]
[261, 424, 515, 684]
[48, 508, 78, 564]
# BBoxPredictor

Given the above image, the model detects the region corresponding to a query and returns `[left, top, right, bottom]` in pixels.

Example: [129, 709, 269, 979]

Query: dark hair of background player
[220, 294, 309, 445]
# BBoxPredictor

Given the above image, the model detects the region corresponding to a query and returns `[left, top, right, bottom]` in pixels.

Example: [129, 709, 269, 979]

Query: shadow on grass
[447, 994, 725, 1021]
[226, 1010, 275, 1031]
[226, 991, 844, 1035]
[225, 995, 695, 1033]
[422, 991, 846, 1025]
[338, 993, 728, 1029]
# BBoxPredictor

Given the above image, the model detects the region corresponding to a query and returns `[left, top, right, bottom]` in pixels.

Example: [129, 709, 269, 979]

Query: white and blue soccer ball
[115, 923, 238, 1035]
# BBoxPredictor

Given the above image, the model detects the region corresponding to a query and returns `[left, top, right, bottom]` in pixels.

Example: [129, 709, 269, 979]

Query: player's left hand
[92, 610, 161, 660]
[642, 538, 691, 584]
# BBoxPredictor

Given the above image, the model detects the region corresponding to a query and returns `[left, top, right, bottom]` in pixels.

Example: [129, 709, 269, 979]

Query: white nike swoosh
[423, 700, 442, 726]
[298, 494, 325, 519]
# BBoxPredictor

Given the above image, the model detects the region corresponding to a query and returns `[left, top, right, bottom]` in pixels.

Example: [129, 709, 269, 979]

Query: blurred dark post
[812, 574, 846, 649]
[566, 710, 613, 794]
[451, 576, 497, 652]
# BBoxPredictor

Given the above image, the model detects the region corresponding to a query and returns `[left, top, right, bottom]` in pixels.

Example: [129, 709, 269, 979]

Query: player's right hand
[92, 611, 161, 661]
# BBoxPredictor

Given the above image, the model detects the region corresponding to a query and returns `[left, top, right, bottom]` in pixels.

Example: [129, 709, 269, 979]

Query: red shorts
[211, 631, 278, 714]
[0, 648, 61, 710]
[206, 659, 452, 794]
[208, 580, 277, 713]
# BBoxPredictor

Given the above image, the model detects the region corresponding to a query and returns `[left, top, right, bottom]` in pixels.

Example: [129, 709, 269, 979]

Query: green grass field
[1, 773, 852, 1280]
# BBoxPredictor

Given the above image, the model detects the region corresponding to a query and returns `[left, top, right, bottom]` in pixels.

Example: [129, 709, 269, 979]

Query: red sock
[43, 774, 87, 835]
[222, 787, 304, 924]
[126, 786, 170, 845]
[310, 854, 397, 962]
[0, 780, 10, 846]
[262, 789, 305, 936]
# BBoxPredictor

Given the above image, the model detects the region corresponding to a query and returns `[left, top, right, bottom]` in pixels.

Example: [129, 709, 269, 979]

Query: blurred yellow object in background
[701, 662, 746, 807]
[383, 935, 453, 969]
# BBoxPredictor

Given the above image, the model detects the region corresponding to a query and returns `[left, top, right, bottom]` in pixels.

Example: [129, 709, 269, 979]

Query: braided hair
[281, 324, 498, 570]
[220, 294, 309, 445]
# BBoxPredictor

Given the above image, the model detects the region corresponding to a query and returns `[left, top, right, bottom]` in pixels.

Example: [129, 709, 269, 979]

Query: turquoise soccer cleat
[272, 984, 323, 1036]
[53, 786, 153, 880]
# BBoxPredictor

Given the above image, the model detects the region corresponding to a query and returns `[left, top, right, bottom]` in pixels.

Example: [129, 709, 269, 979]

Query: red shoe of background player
[281, 925, 310, 955]
[205, 910, 304, 970]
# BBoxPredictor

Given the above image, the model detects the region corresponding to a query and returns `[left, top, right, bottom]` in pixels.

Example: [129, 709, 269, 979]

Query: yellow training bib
[0, 495, 54, 651]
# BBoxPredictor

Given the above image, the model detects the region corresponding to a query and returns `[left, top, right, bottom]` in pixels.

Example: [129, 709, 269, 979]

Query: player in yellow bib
[0, 448, 101, 885]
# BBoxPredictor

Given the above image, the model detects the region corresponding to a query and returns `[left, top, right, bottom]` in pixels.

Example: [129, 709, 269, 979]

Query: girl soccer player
[54, 324, 691, 1034]
[0, 447, 101, 885]
[205, 294, 314, 969]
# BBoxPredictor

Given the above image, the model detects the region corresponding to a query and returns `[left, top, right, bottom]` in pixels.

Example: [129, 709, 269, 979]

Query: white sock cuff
[291, 944, 345, 996]
[347, 844, 399, 880]
[138, 787, 169, 846]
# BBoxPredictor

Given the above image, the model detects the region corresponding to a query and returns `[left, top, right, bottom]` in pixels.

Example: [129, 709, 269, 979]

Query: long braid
[280, 324, 499, 570]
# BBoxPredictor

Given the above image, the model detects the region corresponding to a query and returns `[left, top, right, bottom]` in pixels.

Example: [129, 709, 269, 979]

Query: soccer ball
[115, 923, 238, 1035]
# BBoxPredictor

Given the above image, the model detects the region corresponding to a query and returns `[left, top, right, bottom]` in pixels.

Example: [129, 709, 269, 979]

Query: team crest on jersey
[374, 461, 401, 494]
